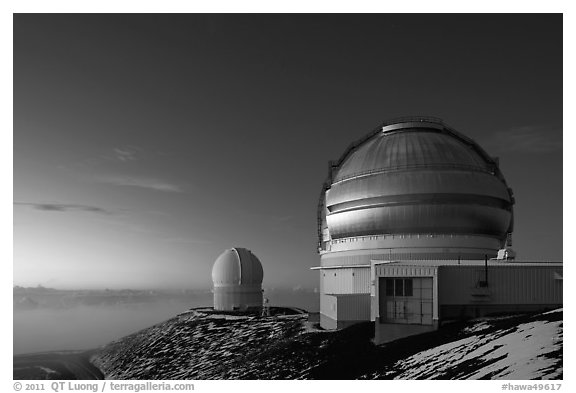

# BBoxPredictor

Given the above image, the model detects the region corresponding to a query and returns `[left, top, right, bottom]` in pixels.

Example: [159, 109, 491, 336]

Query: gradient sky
[14, 14, 562, 290]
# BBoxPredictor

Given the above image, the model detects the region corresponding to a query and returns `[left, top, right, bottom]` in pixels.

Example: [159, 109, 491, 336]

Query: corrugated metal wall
[372, 263, 562, 322]
[337, 294, 371, 320]
[438, 265, 563, 305]
[319, 266, 371, 324]
[320, 267, 370, 294]
[320, 293, 371, 322]
[375, 264, 438, 278]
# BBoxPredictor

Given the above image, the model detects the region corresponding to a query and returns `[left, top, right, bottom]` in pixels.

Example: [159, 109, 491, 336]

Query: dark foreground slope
[13, 350, 104, 380]
[91, 308, 562, 380]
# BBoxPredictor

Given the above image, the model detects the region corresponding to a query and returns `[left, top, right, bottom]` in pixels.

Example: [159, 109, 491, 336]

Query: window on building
[385, 278, 414, 297]
[385, 279, 394, 296]
[404, 279, 413, 296]
[395, 279, 404, 296]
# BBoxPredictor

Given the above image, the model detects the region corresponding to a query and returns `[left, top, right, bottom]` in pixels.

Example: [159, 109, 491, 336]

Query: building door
[380, 277, 433, 325]
[420, 277, 433, 325]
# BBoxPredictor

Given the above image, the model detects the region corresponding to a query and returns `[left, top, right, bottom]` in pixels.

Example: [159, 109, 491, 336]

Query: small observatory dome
[211, 248, 264, 311]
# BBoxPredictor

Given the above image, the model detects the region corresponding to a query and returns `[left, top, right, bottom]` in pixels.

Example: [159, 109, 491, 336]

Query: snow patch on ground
[36, 366, 58, 375]
[543, 308, 562, 315]
[462, 321, 491, 334]
[391, 319, 562, 380]
[92, 309, 562, 380]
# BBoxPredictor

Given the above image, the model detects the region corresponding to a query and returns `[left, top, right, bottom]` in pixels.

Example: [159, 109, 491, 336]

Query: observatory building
[315, 117, 562, 334]
[371, 259, 562, 343]
[212, 247, 264, 311]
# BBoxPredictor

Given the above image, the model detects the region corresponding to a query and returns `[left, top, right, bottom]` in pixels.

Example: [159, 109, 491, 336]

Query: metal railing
[378, 116, 444, 128]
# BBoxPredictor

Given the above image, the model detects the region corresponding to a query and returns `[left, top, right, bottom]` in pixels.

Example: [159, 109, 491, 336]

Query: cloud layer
[96, 175, 183, 193]
[14, 202, 112, 215]
[111, 146, 142, 162]
[485, 126, 562, 154]
[61, 145, 145, 170]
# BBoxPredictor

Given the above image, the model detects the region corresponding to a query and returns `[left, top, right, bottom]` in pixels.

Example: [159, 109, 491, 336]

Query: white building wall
[438, 265, 563, 305]
[319, 267, 371, 326]
[213, 285, 263, 311]
[371, 262, 562, 324]
[320, 267, 370, 294]
[320, 293, 337, 320]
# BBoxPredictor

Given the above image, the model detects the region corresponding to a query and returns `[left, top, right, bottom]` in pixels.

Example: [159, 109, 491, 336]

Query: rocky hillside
[91, 308, 562, 380]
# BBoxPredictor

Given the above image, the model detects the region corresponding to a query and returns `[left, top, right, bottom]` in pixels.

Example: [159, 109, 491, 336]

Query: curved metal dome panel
[326, 204, 512, 239]
[234, 248, 264, 285]
[211, 248, 264, 287]
[327, 170, 512, 207]
[319, 118, 514, 248]
[334, 129, 491, 183]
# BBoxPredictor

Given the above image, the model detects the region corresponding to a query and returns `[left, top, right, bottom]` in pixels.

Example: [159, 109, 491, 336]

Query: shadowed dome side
[211, 248, 264, 286]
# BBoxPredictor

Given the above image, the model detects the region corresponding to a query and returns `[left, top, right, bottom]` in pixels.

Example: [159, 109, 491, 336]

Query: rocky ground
[89, 307, 562, 380]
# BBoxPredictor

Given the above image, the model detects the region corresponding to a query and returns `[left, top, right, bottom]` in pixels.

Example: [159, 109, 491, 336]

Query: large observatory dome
[212, 248, 264, 311]
[316, 117, 515, 329]
[320, 118, 514, 248]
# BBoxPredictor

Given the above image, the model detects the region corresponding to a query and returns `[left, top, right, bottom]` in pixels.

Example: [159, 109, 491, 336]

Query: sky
[13, 14, 563, 290]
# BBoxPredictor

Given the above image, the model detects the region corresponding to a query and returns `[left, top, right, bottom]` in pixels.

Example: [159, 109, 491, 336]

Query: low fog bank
[14, 300, 201, 355]
[266, 289, 319, 312]
[13, 288, 318, 355]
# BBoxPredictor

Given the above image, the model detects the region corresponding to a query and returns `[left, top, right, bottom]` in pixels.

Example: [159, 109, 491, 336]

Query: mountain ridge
[89, 307, 562, 380]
